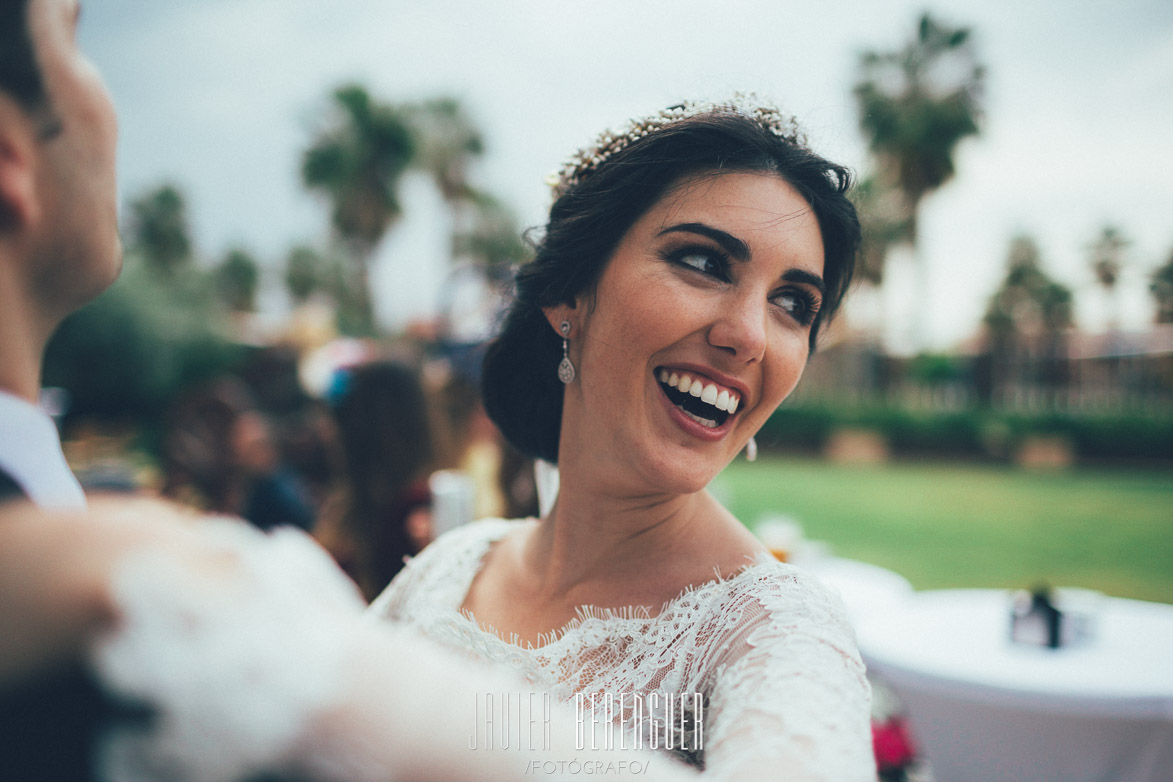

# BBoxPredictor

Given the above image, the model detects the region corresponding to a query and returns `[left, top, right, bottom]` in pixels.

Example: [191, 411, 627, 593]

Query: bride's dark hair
[482, 107, 860, 464]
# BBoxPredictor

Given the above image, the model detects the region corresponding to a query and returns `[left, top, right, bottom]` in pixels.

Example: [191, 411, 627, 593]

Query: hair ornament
[548, 93, 804, 199]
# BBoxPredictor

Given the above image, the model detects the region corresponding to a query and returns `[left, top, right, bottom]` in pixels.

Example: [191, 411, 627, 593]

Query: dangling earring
[557, 320, 575, 384]
[745, 436, 758, 462]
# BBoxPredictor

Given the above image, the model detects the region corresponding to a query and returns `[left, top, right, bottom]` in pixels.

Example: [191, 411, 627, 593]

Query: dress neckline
[451, 518, 782, 652]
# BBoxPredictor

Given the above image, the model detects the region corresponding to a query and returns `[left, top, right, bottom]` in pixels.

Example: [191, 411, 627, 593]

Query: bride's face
[554, 171, 826, 495]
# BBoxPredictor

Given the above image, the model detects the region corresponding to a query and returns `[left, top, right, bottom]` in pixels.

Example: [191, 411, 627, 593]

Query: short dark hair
[482, 107, 861, 464]
[0, 0, 48, 112]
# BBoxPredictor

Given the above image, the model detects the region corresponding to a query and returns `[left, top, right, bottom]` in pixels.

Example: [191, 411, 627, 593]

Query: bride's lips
[653, 364, 748, 442]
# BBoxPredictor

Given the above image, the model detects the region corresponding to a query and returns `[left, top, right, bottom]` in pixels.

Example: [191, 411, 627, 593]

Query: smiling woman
[558, 172, 826, 496]
[371, 97, 873, 781]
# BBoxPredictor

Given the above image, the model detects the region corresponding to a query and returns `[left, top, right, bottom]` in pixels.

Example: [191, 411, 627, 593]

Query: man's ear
[0, 98, 39, 231]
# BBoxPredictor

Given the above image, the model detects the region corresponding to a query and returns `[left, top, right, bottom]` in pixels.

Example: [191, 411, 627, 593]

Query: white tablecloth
[797, 556, 914, 626]
[855, 589, 1173, 782]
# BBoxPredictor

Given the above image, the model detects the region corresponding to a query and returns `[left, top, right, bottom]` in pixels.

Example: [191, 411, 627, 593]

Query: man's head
[0, 0, 50, 115]
[0, 0, 120, 330]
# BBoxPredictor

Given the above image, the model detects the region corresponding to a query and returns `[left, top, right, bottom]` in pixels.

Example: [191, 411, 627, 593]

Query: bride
[371, 96, 873, 780]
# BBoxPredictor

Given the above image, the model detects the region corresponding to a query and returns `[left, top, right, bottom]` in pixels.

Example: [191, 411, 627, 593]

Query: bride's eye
[668, 247, 729, 280]
[771, 288, 820, 327]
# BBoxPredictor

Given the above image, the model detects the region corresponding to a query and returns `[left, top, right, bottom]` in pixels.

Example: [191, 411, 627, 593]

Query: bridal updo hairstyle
[482, 104, 861, 464]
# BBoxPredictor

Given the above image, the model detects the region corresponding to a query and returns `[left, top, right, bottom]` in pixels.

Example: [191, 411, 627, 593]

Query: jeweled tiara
[546, 93, 804, 198]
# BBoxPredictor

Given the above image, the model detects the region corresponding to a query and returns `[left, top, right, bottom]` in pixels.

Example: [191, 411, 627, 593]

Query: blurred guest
[438, 370, 541, 520]
[237, 345, 339, 509]
[278, 399, 340, 512]
[160, 377, 315, 532]
[315, 361, 440, 601]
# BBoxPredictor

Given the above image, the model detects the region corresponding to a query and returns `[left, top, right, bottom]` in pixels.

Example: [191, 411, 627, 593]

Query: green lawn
[712, 456, 1173, 604]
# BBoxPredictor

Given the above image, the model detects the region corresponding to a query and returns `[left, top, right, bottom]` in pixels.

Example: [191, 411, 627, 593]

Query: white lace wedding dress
[370, 518, 876, 782]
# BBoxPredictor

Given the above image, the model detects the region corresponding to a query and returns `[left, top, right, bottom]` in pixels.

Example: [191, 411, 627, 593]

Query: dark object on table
[1010, 586, 1064, 648]
[1010, 585, 1099, 649]
[1010, 586, 1063, 648]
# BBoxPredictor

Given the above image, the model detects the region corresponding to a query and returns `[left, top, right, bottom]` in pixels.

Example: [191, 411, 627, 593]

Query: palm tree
[983, 235, 1073, 402]
[302, 84, 415, 334]
[404, 98, 485, 269]
[1152, 247, 1173, 324]
[405, 98, 483, 207]
[851, 175, 912, 288]
[984, 236, 1073, 336]
[284, 244, 329, 305]
[125, 183, 193, 277]
[855, 12, 985, 347]
[1088, 226, 1128, 330]
[215, 247, 260, 313]
[433, 191, 527, 339]
[454, 191, 526, 282]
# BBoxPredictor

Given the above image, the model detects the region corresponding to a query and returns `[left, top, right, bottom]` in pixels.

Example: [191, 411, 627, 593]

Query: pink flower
[872, 717, 916, 770]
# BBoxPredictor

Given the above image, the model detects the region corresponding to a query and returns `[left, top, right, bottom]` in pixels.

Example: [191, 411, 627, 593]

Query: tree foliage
[854, 12, 984, 241]
[215, 247, 260, 312]
[46, 181, 243, 422]
[454, 191, 527, 282]
[984, 235, 1073, 340]
[1152, 248, 1173, 324]
[1088, 225, 1128, 290]
[303, 85, 415, 252]
[850, 175, 912, 286]
[404, 97, 484, 204]
[302, 84, 416, 333]
[43, 259, 241, 422]
[125, 183, 193, 276]
[284, 244, 330, 304]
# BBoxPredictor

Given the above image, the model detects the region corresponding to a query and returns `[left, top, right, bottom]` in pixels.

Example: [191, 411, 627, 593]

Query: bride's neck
[525, 465, 714, 597]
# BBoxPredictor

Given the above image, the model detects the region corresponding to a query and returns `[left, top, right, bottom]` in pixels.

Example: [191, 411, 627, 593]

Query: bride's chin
[634, 447, 726, 496]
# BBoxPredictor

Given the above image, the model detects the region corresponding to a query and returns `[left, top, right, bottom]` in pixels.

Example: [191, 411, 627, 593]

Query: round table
[797, 556, 914, 626]
[855, 589, 1173, 782]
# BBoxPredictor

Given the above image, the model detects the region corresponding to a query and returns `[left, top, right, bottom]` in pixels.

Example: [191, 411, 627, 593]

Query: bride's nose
[707, 295, 767, 363]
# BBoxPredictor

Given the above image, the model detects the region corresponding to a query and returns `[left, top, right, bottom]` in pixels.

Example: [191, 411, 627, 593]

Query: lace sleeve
[699, 565, 875, 782]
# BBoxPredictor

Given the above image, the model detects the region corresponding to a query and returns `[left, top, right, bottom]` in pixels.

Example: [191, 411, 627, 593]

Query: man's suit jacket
[0, 466, 142, 782]
[0, 471, 301, 782]
[0, 467, 22, 504]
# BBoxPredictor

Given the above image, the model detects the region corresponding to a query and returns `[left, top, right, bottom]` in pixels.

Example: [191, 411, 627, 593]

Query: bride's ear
[541, 303, 577, 337]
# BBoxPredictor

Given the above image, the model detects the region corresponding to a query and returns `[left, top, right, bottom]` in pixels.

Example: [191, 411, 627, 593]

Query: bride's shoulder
[367, 518, 535, 618]
[715, 556, 855, 634]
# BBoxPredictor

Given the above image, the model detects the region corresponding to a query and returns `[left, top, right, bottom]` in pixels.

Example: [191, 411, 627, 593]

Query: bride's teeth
[661, 370, 741, 417]
[681, 407, 718, 428]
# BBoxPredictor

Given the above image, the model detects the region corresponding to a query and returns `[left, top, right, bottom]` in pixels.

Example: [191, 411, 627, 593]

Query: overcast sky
[79, 0, 1173, 349]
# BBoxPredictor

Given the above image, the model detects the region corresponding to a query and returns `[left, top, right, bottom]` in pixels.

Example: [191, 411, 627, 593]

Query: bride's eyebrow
[657, 223, 749, 261]
[782, 269, 826, 296]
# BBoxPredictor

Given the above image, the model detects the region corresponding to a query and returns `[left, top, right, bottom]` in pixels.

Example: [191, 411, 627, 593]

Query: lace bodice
[370, 518, 875, 781]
